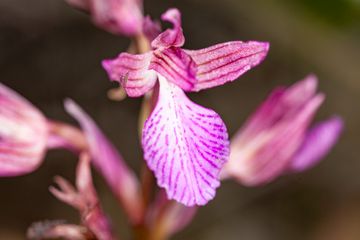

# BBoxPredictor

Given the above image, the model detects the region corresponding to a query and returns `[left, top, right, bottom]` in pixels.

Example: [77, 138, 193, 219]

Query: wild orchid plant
[0, 1, 343, 240]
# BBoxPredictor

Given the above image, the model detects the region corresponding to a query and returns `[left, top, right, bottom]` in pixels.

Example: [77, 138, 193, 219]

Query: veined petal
[102, 52, 157, 97]
[64, 99, 143, 224]
[149, 47, 197, 90]
[291, 116, 344, 172]
[142, 76, 229, 206]
[185, 41, 269, 91]
[151, 8, 185, 48]
[0, 83, 48, 176]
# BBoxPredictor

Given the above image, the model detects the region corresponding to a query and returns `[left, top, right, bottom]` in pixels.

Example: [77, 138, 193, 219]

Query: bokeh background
[0, 0, 359, 239]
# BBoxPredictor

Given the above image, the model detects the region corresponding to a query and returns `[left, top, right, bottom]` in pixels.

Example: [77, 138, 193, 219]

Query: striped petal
[151, 8, 185, 48]
[149, 47, 197, 90]
[0, 83, 48, 176]
[291, 116, 344, 172]
[142, 76, 229, 206]
[185, 41, 269, 91]
[102, 52, 157, 97]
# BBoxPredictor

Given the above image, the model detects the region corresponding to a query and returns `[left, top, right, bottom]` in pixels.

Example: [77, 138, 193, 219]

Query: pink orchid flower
[222, 75, 343, 186]
[50, 153, 116, 240]
[65, 0, 143, 36]
[0, 83, 48, 176]
[102, 8, 269, 206]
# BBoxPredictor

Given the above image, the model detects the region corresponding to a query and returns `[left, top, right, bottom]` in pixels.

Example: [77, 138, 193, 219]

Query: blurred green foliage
[287, 0, 360, 27]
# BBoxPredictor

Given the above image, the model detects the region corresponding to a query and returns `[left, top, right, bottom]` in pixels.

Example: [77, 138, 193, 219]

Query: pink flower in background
[50, 153, 116, 240]
[222, 75, 343, 186]
[0, 83, 48, 176]
[65, 0, 143, 36]
[103, 8, 269, 206]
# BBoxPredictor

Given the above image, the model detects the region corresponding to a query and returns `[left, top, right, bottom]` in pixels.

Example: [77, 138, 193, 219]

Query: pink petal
[149, 47, 197, 90]
[142, 76, 229, 206]
[291, 116, 344, 172]
[102, 52, 157, 97]
[151, 8, 185, 48]
[64, 99, 143, 224]
[185, 41, 269, 91]
[225, 94, 324, 186]
[0, 83, 48, 176]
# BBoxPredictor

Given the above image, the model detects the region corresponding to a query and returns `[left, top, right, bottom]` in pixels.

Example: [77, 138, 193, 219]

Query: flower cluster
[0, 1, 343, 239]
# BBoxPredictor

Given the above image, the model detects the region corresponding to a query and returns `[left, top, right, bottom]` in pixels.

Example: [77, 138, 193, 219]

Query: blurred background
[0, 0, 359, 239]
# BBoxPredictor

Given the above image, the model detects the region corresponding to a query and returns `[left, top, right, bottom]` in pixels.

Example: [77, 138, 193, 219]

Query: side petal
[185, 41, 269, 91]
[102, 52, 157, 97]
[290, 116, 344, 172]
[64, 99, 143, 224]
[151, 8, 185, 48]
[142, 76, 229, 206]
[149, 47, 197, 90]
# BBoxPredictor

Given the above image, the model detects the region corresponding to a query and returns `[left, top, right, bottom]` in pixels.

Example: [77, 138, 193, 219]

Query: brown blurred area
[0, 0, 359, 239]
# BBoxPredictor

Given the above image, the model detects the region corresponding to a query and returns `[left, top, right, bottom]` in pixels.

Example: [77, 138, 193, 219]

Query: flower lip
[142, 76, 229, 206]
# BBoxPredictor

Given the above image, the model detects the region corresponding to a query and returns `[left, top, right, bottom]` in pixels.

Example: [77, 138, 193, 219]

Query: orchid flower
[50, 153, 116, 240]
[102, 8, 269, 206]
[222, 75, 344, 186]
[0, 83, 48, 176]
[65, 0, 143, 36]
